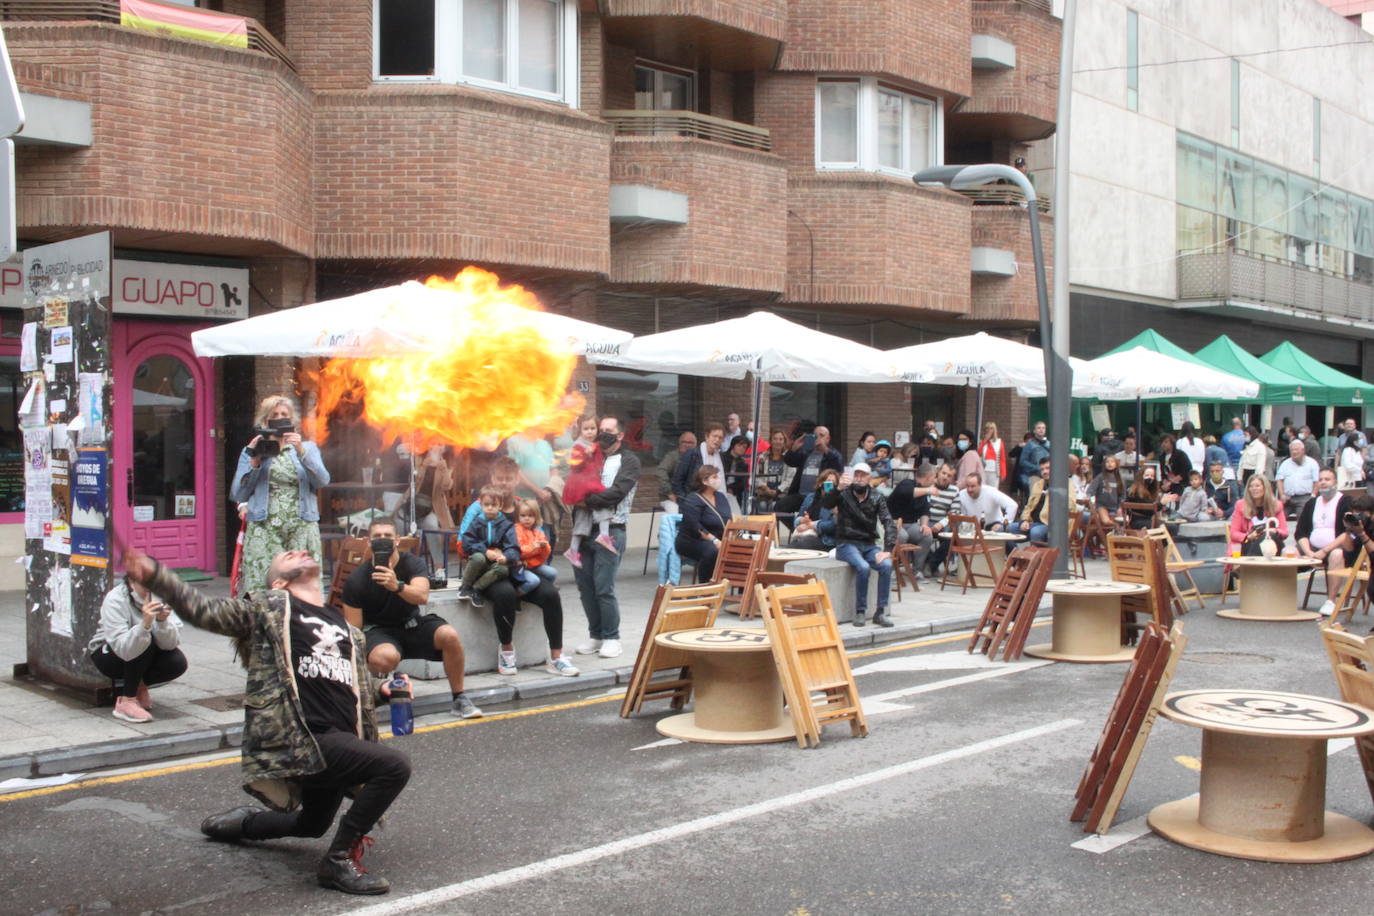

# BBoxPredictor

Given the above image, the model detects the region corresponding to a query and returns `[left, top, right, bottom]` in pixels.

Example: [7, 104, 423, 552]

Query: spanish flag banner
[120, 0, 249, 49]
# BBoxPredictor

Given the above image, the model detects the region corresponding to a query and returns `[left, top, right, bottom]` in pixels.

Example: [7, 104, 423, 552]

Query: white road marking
[631, 738, 683, 750]
[865, 661, 1054, 704]
[859, 699, 913, 718]
[341, 718, 1083, 916]
[851, 650, 1027, 676]
[1072, 736, 1360, 853]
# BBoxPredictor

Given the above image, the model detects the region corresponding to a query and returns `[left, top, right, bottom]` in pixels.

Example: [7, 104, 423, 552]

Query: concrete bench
[395, 588, 558, 678]
[784, 557, 880, 624]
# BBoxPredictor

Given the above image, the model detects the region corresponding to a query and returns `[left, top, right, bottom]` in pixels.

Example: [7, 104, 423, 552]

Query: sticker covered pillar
[21, 232, 114, 692]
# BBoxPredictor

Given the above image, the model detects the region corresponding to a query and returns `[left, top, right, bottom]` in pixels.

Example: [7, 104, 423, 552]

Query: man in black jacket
[775, 425, 844, 515]
[572, 416, 642, 659]
[1294, 467, 1354, 617]
[822, 463, 898, 628]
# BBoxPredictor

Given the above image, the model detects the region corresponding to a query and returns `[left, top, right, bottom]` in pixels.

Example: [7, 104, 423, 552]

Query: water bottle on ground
[388, 673, 413, 736]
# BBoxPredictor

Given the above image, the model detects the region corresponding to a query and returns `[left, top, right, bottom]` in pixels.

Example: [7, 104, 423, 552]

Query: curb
[4, 613, 986, 781]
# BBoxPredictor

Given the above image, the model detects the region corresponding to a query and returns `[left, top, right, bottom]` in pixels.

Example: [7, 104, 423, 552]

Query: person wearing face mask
[1238, 425, 1267, 486]
[936, 434, 959, 467]
[1204, 462, 1241, 519]
[1295, 467, 1355, 617]
[954, 429, 981, 485]
[820, 463, 898, 628]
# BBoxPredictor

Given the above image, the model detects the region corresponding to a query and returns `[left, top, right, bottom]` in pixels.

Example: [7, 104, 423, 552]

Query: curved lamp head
[914, 163, 1036, 201]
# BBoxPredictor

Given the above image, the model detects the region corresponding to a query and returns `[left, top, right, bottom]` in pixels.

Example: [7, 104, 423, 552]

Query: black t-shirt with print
[342, 552, 430, 629]
[290, 596, 358, 736]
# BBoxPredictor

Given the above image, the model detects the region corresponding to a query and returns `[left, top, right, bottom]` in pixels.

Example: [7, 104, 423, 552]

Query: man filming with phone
[342, 517, 482, 720]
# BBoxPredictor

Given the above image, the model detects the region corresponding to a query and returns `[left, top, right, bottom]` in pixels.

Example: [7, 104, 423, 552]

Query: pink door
[113, 320, 217, 572]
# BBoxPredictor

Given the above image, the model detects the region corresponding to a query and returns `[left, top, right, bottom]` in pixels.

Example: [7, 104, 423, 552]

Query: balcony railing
[974, 0, 1055, 11]
[0, 0, 293, 69]
[956, 186, 1052, 213]
[603, 110, 772, 152]
[1179, 249, 1374, 322]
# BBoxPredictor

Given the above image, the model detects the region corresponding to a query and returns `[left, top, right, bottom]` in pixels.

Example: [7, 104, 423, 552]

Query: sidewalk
[0, 549, 1081, 781]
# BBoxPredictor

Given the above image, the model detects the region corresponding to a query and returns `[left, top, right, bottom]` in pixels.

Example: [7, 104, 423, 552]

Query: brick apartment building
[0, 0, 1059, 579]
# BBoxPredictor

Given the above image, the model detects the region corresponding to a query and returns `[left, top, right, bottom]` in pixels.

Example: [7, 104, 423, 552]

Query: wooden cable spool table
[653, 627, 795, 744]
[1148, 689, 1374, 863]
[1211, 556, 1322, 621]
[765, 547, 830, 573]
[1024, 579, 1150, 663]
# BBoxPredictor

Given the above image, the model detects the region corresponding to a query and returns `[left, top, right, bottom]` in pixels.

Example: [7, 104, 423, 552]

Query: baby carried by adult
[561, 416, 618, 568]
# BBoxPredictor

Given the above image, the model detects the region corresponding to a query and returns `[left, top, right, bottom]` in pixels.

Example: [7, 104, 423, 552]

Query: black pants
[486, 578, 564, 649]
[89, 644, 188, 697]
[675, 534, 719, 582]
[242, 731, 411, 846]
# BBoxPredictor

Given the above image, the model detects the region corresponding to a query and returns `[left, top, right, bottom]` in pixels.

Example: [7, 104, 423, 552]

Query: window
[375, 0, 577, 104]
[1126, 9, 1138, 111]
[1229, 59, 1240, 148]
[816, 78, 939, 176]
[634, 62, 695, 111]
[1313, 98, 1322, 179]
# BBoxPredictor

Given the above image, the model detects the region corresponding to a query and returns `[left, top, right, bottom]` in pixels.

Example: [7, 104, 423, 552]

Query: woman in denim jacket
[233, 395, 330, 594]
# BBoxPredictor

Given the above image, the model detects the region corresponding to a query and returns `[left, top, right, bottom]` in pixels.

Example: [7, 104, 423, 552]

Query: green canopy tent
[1260, 342, 1374, 407]
[1193, 335, 1321, 404]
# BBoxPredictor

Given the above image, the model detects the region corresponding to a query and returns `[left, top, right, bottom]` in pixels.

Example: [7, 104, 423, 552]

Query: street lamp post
[914, 164, 1071, 575]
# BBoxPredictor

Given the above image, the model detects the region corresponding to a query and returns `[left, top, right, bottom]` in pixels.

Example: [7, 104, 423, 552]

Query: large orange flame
[310, 267, 582, 450]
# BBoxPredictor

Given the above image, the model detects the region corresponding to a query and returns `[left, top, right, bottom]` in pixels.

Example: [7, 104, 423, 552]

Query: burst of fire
[310, 267, 583, 450]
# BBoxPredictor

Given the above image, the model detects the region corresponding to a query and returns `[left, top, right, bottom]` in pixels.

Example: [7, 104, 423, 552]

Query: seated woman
[1229, 474, 1288, 555]
[1123, 467, 1165, 531]
[676, 466, 733, 582]
[88, 575, 188, 723]
[723, 435, 753, 508]
[791, 469, 841, 551]
[754, 429, 797, 513]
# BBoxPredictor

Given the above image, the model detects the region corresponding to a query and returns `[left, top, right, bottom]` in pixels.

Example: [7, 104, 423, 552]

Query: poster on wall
[77, 372, 106, 445]
[20, 321, 36, 371]
[71, 449, 108, 568]
[1090, 404, 1111, 432]
[22, 427, 51, 539]
[50, 326, 73, 363]
[43, 300, 68, 328]
[175, 494, 195, 517]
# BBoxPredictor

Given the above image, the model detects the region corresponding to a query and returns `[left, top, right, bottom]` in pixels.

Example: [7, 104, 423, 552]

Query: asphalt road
[5, 610, 1374, 916]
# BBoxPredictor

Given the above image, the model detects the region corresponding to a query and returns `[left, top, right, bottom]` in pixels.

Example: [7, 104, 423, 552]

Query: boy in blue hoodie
[457, 486, 520, 608]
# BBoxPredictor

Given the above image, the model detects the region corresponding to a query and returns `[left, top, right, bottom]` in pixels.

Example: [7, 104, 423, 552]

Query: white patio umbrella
[589, 311, 928, 506]
[883, 332, 1095, 435]
[190, 280, 633, 360]
[1050, 346, 1259, 402]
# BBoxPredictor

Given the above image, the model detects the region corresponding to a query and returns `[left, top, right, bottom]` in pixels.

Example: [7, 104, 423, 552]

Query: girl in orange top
[514, 498, 556, 595]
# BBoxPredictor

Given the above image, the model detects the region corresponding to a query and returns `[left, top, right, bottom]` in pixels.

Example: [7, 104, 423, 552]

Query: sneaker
[575, 639, 603, 655]
[1319, 599, 1336, 617]
[563, 548, 583, 569]
[598, 639, 623, 659]
[451, 692, 483, 719]
[135, 683, 152, 710]
[497, 650, 517, 676]
[546, 655, 581, 677]
[469, 589, 485, 608]
[112, 695, 152, 723]
[853, 611, 866, 628]
[873, 609, 894, 628]
[595, 533, 620, 555]
[456, 585, 474, 601]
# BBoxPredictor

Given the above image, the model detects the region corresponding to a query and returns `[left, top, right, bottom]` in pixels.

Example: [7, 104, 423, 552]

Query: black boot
[872, 608, 894, 628]
[317, 834, 389, 895]
[200, 806, 264, 842]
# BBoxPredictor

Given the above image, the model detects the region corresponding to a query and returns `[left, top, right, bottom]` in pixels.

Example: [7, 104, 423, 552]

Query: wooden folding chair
[1120, 500, 1160, 532]
[758, 580, 868, 749]
[326, 535, 418, 610]
[1145, 526, 1204, 615]
[1318, 624, 1374, 806]
[1067, 514, 1087, 579]
[711, 517, 774, 619]
[939, 515, 999, 594]
[1107, 533, 1173, 645]
[891, 543, 921, 601]
[968, 548, 1037, 660]
[1330, 546, 1372, 626]
[619, 581, 729, 718]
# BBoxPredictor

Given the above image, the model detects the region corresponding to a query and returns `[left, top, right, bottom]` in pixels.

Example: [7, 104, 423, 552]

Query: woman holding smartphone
[87, 576, 187, 722]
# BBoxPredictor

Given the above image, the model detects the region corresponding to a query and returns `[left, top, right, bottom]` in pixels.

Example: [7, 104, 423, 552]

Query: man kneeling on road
[821, 462, 897, 628]
[343, 517, 482, 720]
[124, 546, 411, 895]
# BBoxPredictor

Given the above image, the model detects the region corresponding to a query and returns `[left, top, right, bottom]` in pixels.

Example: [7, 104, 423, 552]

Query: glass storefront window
[1218, 150, 1252, 224]
[594, 367, 700, 477]
[0, 355, 23, 512]
[1251, 158, 1288, 259]
[132, 355, 196, 521]
[1177, 206, 1218, 253]
[769, 382, 841, 443]
[1352, 196, 1374, 259]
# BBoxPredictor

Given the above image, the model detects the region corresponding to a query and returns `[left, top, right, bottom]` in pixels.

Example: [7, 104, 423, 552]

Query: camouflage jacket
[147, 562, 381, 811]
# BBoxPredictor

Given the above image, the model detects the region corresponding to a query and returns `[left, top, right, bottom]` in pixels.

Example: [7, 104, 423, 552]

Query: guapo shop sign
[1, 258, 248, 320]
